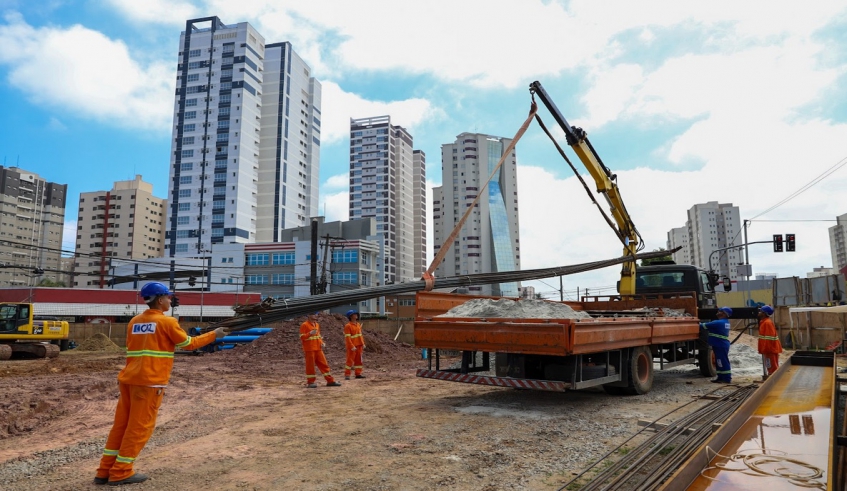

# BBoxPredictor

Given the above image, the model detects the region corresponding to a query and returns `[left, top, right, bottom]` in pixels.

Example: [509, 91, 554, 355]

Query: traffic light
[773, 234, 783, 253]
[786, 233, 795, 252]
[172, 295, 180, 307]
[188, 276, 196, 286]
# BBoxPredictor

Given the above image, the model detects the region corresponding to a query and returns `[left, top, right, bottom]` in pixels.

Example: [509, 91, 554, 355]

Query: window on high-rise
[184, 124, 195, 132]
[185, 111, 196, 119]
[179, 176, 192, 184]
[177, 216, 189, 225]
[178, 202, 190, 211]
[181, 149, 194, 158]
[189, 49, 202, 58]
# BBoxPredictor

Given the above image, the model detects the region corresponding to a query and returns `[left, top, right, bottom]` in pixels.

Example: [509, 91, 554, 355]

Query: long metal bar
[202, 249, 677, 332]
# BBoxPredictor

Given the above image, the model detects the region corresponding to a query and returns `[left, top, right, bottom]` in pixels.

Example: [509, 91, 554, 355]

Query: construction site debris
[437, 298, 592, 319]
[74, 333, 123, 352]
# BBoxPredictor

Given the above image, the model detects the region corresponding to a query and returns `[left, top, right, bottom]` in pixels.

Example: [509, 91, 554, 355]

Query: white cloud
[515, 160, 846, 293]
[320, 81, 437, 143]
[324, 173, 348, 190]
[113, 1, 847, 90]
[47, 117, 66, 131]
[0, 13, 173, 130]
[104, 0, 199, 26]
[320, 190, 349, 222]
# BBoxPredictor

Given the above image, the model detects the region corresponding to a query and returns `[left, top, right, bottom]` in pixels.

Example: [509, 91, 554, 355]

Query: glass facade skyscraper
[432, 133, 521, 296]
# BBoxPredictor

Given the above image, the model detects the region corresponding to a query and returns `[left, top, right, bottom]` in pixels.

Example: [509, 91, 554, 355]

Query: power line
[751, 154, 847, 220]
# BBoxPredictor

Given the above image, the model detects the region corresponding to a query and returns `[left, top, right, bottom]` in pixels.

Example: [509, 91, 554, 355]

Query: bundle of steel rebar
[199, 249, 675, 333]
[565, 384, 757, 491]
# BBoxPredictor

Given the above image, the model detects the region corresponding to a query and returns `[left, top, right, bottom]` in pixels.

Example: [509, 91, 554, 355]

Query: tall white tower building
[166, 17, 321, 258]
[666, 226, 690, 265]
[432, 133, 521, 296]
[829, 212, 847, 273]
[685, 202, 742, 282]
[348, 116, 425, 285]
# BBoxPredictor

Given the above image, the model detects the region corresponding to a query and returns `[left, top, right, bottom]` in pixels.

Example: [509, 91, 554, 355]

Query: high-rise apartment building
[829, 212, 847, 272]
[0, 166, 66, 287]
[666, 226, 690, 265]
[671, 201, 742, 283]
[348, 116, 425, 284]
[74, 175, 166, 287]
[432, 133, 521, 296]
[166, 17, 320, 258]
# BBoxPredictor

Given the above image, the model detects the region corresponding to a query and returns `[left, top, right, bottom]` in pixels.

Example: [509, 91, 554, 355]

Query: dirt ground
[0, 317, 797, 491]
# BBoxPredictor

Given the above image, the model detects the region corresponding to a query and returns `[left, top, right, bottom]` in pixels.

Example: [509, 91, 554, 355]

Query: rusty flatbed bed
[414, 291, 701, 356]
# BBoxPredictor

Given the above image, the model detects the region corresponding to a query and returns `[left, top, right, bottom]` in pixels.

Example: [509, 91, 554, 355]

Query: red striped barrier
[416, 369, 568, 392]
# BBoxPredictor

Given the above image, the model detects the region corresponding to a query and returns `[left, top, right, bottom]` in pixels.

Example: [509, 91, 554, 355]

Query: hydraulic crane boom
[529, 81, 641, 296]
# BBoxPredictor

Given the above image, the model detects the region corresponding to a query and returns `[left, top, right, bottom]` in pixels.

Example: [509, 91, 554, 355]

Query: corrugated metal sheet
[33, 303, 236, 318]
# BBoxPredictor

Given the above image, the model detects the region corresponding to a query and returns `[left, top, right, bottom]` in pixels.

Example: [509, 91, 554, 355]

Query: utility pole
[743, 219, 750, 307]
[559, 276, 564, 302]
[310, 219, 319, 295]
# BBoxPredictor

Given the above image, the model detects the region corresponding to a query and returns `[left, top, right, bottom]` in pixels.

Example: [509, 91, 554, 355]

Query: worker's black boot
[109, 473, 149, 486]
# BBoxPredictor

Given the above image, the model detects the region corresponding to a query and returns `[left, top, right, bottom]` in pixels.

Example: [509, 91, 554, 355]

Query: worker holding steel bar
[94, 282, 228, 486]
[343, 310, 366, 380]
[757, 305, 782, 377]
[700, 307, 733, 384]
[300, 312, 342, 388]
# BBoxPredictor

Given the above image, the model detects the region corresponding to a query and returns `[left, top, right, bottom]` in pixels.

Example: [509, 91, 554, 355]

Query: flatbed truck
[415, 291, 715, 395]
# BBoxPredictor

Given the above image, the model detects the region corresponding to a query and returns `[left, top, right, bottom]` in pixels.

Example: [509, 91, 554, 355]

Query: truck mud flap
[416, 369, 568, 392]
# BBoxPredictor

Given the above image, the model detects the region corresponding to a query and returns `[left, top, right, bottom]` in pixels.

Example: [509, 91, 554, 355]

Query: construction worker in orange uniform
[344, 310, 366, 380]
[94, 282, 227, 486]
[757, 305, 782, 376]
[300, 312, 342, 388]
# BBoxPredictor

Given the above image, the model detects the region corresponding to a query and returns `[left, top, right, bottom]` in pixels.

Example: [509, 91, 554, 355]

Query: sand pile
[438, 298, 592, 319]
[76, 333, 124, 352]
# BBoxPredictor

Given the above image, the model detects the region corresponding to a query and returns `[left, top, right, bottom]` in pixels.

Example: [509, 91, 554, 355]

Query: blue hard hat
[140, 282, 171, 300]
[718, 306, 733, 317]
[346, 310, 359, 319]
[760, 305, 774, 316]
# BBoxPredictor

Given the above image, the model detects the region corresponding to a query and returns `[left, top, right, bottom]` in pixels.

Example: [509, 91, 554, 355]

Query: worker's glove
[351, 347, 357, 352]
[310, 329, 317, 335]
[214, 327, 228, 339]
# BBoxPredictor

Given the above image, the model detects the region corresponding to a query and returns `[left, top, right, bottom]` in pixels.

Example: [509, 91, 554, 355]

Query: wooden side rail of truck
[414, 291, 715, 395]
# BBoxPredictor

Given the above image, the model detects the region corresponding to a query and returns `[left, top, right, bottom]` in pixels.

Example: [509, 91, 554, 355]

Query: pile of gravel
[438, 298, 592, 319]
[75, 333, 123, 352]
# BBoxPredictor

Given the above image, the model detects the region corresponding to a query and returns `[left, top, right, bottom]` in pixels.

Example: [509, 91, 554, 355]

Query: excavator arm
[529, 81, 640, 295]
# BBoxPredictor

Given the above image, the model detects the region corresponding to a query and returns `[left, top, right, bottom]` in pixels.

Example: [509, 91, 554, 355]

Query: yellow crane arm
[529, 81, 640, 295]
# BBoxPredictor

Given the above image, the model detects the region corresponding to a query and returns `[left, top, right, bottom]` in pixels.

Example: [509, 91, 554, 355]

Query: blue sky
[1, 1, 846, 298]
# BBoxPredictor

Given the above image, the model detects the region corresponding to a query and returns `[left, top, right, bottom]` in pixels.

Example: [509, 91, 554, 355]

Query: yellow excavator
[0, 302, 69, 360]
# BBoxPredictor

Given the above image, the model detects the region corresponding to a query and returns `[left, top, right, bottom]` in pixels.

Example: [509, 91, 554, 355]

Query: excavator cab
[0, 303, 29, 333]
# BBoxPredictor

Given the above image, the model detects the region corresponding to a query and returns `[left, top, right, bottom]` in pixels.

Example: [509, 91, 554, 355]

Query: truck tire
[697, 338, 717, 378]
[604, 346, 653, 395]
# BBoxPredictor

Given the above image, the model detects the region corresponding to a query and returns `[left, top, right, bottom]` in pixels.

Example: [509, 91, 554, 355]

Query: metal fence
[774, 274, 845, 306]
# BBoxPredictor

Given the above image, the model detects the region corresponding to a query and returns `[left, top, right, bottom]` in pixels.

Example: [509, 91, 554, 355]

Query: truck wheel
[697, 339, 717, 378]
[604, 346, 653, 395]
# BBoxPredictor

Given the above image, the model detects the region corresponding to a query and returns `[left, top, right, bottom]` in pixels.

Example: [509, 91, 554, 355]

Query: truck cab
[633, 263, 718, 318]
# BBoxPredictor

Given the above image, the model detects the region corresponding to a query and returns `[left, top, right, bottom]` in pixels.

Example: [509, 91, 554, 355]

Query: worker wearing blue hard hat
[343, 310, 366, 380]
[757, 305, 782, 377]
[95, 282, 227, 485]
[699, 307, 732, 383]
[300, 311, 341, 388]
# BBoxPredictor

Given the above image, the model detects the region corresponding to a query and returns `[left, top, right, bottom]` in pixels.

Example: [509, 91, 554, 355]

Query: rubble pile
[438, 298, 592, 319]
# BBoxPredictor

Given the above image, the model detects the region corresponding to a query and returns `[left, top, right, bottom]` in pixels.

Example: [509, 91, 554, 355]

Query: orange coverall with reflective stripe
[344, 321, 365, 377]
[97, 308, 217, 482]
[758, 317, 783, 375]
[300, 320, 336, 384]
